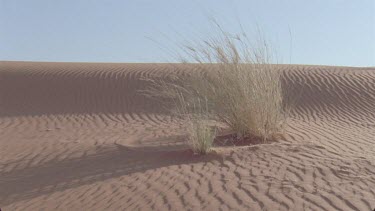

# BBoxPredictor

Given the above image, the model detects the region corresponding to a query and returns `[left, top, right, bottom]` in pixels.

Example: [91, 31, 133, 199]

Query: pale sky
[1, 0, 374, 66]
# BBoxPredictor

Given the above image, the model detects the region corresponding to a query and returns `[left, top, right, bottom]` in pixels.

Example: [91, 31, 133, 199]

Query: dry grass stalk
[144, 22, 288, 153]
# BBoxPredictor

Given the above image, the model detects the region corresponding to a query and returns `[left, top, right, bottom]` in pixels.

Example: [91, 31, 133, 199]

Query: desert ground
[0, 61, 374, 210]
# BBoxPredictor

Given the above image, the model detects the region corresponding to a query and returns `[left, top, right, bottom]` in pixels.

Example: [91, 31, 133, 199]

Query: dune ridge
[1, 61, 374, 210]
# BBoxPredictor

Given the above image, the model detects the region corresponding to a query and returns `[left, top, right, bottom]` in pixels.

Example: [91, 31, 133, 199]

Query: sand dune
[1, 61, 374, 210]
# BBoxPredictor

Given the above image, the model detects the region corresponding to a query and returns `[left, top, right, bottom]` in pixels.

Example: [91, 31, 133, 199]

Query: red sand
[1, 61, 374, 210]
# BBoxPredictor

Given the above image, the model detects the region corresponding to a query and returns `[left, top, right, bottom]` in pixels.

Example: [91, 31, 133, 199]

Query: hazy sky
[1, 0, 374, 66]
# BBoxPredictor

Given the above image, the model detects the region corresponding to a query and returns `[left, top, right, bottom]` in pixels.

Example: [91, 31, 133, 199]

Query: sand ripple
[1, 62, 374, 210]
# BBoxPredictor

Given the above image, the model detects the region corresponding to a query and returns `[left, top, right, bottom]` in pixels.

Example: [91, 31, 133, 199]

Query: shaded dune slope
[0, 61, 374, 210]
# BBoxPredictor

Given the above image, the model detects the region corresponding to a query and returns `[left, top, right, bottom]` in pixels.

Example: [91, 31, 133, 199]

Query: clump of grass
[145, 21, 288, 153]
[188, 119, 217, 154]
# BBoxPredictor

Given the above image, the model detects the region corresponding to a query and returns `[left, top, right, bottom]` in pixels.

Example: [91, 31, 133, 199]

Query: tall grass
[145, 22, 287, 153]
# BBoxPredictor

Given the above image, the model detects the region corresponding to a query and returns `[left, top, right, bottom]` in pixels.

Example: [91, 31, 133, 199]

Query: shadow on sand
[0, 143, 223, 206]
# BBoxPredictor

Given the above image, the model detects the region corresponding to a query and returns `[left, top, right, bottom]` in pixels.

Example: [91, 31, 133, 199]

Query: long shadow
[0, 143, 222, 206]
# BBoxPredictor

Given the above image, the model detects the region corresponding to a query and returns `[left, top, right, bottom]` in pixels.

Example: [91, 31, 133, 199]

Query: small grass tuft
[188, 119, 217, 154]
